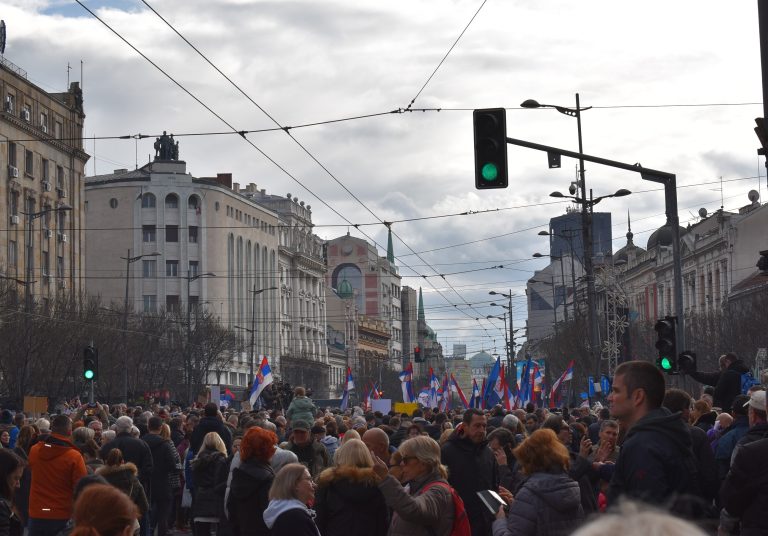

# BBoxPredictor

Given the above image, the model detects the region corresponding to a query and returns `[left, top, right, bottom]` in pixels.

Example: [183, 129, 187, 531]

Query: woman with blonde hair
[190, 432, 229, 536]
[263, 463, 319, 536]
[492, 429, 584, 536]
[372, 435, 454, 536]
[315, 439, 387, 536]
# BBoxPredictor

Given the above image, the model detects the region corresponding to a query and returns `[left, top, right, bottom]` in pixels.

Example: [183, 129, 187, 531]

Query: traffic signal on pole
[473, 108, 508, 189]
[654, 316, 677, 374]
[414, 347, 422, 363]
[83, 346, 98, 381]
[678, 351, 697, 375]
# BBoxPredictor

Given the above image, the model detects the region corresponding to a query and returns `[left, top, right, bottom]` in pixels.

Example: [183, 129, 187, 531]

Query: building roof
[469, 351, 494, 367]
[647, 224, 687, 250]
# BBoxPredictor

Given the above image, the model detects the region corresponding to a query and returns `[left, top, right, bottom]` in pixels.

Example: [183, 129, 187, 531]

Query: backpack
[741, 371, 760, 394]
[420, 480, 471, 536]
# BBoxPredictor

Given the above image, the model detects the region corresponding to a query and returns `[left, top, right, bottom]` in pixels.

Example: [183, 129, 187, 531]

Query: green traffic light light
[660, 357, 672, 370]
[84, 370, 94, 380]
[481, 162, 498, 181]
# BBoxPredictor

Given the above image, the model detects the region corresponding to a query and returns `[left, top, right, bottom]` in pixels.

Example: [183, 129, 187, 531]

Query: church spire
[387, 227, 394, 263]
[626, 210, 634, 246]
[418, 287, 425, 321]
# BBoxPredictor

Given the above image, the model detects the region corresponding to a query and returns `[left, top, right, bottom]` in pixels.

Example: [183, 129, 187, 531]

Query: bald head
[362, 427, 390, 462]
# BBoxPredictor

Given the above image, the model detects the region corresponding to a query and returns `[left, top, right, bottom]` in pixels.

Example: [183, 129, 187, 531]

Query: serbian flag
[550, 360, 574, 399]
[440, 374, 450, 411]
[340, 367, 354, 411]
[399, 363, 415, 403]
[497, 366, 511, 411]
[429, 368, 440, 408]
[480, 378, 487, 409]
[483, 356, 503, 408]
[249, 356, 274, 407]
[468, 379, 481, 409]
[450, 374, 469, 409]
[519, 358, 534, 404]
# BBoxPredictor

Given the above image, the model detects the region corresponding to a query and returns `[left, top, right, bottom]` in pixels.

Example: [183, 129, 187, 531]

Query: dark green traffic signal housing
[678, 351, 697, 374]
[654, 316, 677, 374]
[473, 108, 508, 189]
[83, 345, 98, 381]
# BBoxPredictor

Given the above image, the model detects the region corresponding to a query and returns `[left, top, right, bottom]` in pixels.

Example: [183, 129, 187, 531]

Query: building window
[229, 372, 237, 385]
[25, 149, 33, 176]
[165, 225, 179, 242]
[142, 260, 157, 278]
[142, 225, 156, 243]
[189, 260, 199, 278]
[42, 159, 49, 182]
[57, 209, 66, 230]
[188, 226, 198, 243]
[10, 191, 19, 215]
[188, 195, 200, 210]
[8, 142, 16, 168]
[166, 295, 180, 312]
[143, 295, 157, 313]
[57, 256, 64, 278]
[165, 194, 179, 209]
[56, 166, 64, 189]
[42, 251, 50, 277]
[8, 241, 17, 268]
[166, 260, 179, 277]
[109, 198, 118, 209]
[40, 112, 48, 132]
[5, 94, 14, 113]
[141, 193, 156, 208]
[22, 104, 31, 122]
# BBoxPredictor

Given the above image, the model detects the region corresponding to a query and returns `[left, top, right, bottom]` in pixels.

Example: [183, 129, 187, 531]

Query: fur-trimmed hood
[316, 465, 379, 487]
[96, 462, 139, 477]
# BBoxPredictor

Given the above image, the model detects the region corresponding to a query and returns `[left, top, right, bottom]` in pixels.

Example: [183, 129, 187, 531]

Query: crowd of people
[0, 358, 766, 536]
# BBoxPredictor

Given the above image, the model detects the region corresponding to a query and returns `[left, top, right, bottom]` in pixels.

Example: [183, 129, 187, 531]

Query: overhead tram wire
[138, 0, 500, 340]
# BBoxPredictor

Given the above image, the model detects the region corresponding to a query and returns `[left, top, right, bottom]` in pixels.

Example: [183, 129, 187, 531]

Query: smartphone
[476, 490, 507, 514]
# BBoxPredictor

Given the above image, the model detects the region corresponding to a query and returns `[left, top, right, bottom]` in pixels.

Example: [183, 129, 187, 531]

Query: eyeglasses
[400, 455, 417, 465]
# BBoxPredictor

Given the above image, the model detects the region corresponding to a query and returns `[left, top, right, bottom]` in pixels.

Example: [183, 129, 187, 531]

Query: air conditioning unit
[4, 98, 13, 113]
[10, 215, 20, 225]
[57, 188, 67, 199]
[42, 181, 52, 192]
[8, 165, 18, 178]
[44, 229, 53, 239]
[41, 124, 48, 134]
[21, 109, 30, 122]
[58, 233, 68, 243]
[58, 280, 67, 290]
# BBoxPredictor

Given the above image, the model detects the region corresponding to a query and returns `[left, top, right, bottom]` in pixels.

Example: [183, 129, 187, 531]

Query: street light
[22, 204, 72, 310]
[489, 289, 515, 377]
[185, 270, 216, 404]
[241, 285, 279, 382]
[119, 250, 161, 404]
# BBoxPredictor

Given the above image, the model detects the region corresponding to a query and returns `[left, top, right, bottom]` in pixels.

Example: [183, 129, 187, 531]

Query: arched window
[141, 193, 156, 208]
[188, 195, 200, 210]
[165, 193, 179, 209]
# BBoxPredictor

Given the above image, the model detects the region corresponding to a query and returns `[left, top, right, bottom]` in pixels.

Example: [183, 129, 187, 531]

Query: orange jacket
[28, 433, 87, 520]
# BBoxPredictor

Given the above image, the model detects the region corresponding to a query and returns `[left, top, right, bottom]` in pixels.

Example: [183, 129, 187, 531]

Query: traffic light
[83, 345, 98, 381]
[654, 316, 677, 374]
[678, 351, 697, 375]
[414, 347, 423, 363]
[473, 108, 508, 189]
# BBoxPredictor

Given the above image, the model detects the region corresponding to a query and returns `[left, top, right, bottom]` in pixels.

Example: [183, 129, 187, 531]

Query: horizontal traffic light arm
[504, 136, 675, 181]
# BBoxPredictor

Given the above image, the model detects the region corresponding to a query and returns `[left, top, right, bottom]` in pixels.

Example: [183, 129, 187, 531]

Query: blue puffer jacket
[492, 470, 584, 536]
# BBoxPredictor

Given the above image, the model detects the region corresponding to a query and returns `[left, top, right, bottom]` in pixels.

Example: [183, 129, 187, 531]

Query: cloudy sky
[4, 0, 763, 357]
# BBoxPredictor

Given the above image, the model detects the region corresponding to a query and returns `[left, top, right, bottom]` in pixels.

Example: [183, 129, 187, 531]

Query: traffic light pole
[505, 135, 685, 360]
[89, 340, 95, 404]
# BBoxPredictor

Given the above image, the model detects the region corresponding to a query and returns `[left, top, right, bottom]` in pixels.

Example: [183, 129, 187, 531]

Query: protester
[730, 389, 767, 460]
[361, 428, 391, 466]
[70, 484, 139, 536]
[284, 420, 328, 479]
[227, 427, 276, 536]
[99, 416, 152, 496]
[687, 352, 750, 411]
[315, 439, 387, 536]
[285, 388, 317, 426]
[27, 415, 87, 536]
[96, 449, 149, 516]
[190, 404, 232, 456]
[190, 432, 229, 536]
[606, 361, 699, 509]
[486, 428, 519, 491]
[691, 399, 716, 432]
[372, 435, 454, 536]
[492, 428, 584, 536]
[143, 417, 180, 536]
[715, 394, 750, 480]
[441, 408, 498, 536]
[263, 463, 319, 536]
[571, 500, 707, 536]
[0, 449, 24, 536]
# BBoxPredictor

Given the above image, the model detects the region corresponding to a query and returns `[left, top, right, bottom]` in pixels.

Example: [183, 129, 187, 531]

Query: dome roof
[647, 225, 687, 250]
[469, 351, 494, 367]
[337, 278, 354, 299]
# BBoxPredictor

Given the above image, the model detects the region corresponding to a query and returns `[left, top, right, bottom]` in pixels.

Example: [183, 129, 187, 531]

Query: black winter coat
[688, 424, 718, 503]
[191, 450, 229, 519]
[689, 359, 750, 411]
[266, 507, 319, 536]
[227, 458, 274, 536]
[721, 438, 768, 536]
[441, 429, 499, 536]
[0, 498, 21, 536]
[190, 417, 233, 455]
[143, 434, 180, 501]
[314, 466, 388, 536]
[491, 471, 584, 536]
[608, 408, 700, 510]
[100, 433, 153, 494]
